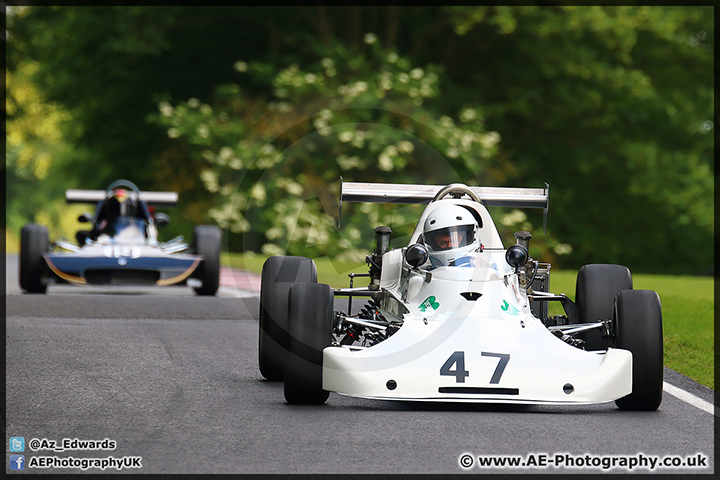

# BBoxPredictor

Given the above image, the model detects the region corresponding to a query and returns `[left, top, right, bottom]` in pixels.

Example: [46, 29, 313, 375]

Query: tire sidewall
[614, 289, 663, 410]
[575, 264, 632, 350]
[192, 225, 221, 295]
[20, 224, 48, 293]
[284, 282, 333, 404]
[258, 256, 318, 381]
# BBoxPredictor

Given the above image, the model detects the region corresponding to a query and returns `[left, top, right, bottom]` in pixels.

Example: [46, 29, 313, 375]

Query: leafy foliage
[151, 39, 518, 260]
[5, 59, 87, 240]
[442, 6, 714, 274]
[7, 6, 713, 273]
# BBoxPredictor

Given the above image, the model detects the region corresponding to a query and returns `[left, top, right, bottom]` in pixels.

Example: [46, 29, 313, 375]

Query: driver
[110, 188, 137, 217]
[95, 188, 140, 238]
[422, 204, 481, 268]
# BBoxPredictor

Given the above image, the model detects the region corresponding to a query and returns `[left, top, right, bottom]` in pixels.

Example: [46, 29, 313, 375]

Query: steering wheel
[431, 183, 480, 203]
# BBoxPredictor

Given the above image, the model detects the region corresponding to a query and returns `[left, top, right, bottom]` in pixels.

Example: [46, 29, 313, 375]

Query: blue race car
[19, 179, 221, 295]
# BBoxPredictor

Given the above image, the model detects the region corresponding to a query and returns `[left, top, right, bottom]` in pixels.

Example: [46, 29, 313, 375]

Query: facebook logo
[9, 437, 25, 452]
[10, 455, 25, 470]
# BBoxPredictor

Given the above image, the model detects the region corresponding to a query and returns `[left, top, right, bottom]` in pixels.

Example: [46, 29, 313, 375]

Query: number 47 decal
[440, 351, 510, 384]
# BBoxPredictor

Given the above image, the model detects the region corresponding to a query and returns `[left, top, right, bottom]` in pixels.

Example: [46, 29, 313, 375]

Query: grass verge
[6, 230, 19, 254]
[225, 252, 714, 390]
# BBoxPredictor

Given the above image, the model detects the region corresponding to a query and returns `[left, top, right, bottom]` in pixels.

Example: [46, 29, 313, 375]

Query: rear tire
[258, 256, 318, 381]
[19, 224, 48, 294]
[284, 283, 333, 405]
[192, 225, 221, 296]
[574, 264, 632, 350]
[614, 290, 663, 411]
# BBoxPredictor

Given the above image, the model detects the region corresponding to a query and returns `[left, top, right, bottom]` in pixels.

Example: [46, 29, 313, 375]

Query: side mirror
[405, 243, 429, 268]
[505, 244, 529, 273]
[78, 213, 93, 223]
[154, 212, 170, 227]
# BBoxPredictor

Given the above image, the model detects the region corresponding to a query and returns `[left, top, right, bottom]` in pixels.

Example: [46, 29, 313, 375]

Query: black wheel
[258, 256, 318, 381]
[192, 225, 221, 296]
[284, 282, 334, 405]
[75, 230, 90, 246]
[19, 224, 49, 294]
[574, 264, 632, 350]
[614, 290, 663, 411]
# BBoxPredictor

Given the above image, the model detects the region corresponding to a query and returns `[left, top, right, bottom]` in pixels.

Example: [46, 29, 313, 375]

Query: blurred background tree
[6, 59, 90, 241]
[6, 6, 713, 274]
[149, 38, 517, 262]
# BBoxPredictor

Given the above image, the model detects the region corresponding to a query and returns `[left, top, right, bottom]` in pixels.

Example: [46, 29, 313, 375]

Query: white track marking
[663, 381, 715, 416]
[218, 286, 256, 298]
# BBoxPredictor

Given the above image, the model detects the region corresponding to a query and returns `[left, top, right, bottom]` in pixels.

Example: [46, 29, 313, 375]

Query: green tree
[150, 38, 527, 261]
[8, 6, 712, 273]
[6, 59, 88, 241]
[441, 6, 714, 274]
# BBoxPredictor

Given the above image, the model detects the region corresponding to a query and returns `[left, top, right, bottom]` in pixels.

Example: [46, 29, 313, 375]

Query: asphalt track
[5, 254, 715, 474]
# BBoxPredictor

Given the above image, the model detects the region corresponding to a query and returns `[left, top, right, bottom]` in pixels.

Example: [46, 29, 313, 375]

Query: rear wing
[339, 179, 549, 232]
[65, 189, 179, 206]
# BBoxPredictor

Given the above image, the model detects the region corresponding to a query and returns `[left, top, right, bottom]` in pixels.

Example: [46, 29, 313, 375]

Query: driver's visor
[425, 225, 475, 251]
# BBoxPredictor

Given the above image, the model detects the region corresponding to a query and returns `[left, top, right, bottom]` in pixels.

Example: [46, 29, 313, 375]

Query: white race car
[258, 182, 663, 410]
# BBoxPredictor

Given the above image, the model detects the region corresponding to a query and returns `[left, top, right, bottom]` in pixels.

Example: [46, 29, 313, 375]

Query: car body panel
[44, 246, 201, 286]
[323, 323, 632, 404]
[324, 250, 633, 404]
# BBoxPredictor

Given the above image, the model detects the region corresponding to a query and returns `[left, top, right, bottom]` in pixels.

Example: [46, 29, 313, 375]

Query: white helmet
[422, 204, 480, 267]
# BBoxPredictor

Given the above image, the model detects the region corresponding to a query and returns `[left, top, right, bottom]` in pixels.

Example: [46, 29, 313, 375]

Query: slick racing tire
[284, 282, 333, 405]
[574, 264, 632, 350]
[19, 223, 49, 294]
[192, 225, 221, 296]
[258, 256, 318, 381]
[613, 290, 663, 411]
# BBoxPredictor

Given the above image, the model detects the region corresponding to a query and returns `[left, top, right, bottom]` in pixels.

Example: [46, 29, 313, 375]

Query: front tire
[284, 282, 334, 405]
[192, 225, 221, 296]
[574, 264, 632, 350]
[614, 290, 663, 411]
[258, 256, 318, 381]
[19, 224, 49, 294]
